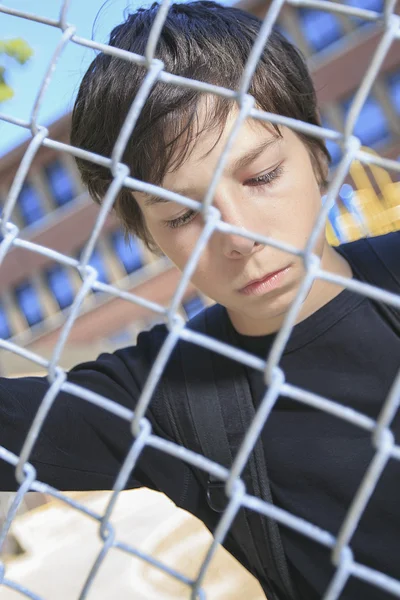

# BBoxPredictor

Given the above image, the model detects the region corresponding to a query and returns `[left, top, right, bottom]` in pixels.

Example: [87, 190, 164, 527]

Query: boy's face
[135, 107, 333, 335]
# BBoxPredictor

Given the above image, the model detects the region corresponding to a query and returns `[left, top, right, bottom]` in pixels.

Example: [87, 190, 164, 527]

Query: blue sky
[0, 0, 231, 157]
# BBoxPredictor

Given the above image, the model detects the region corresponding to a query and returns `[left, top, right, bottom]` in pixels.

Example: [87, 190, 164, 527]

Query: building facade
[0, 114, 205, 371]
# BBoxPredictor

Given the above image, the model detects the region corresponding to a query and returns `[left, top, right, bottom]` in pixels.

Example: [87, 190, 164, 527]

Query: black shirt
[235, 268, 400, 599]
[0, 233, 399, 599]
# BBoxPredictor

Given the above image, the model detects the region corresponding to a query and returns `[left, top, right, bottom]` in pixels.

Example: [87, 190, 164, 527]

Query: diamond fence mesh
[0, 0, 399, 598]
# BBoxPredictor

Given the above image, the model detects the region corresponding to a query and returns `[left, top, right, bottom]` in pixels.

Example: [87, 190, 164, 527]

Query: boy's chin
[232, 295, 293, 322]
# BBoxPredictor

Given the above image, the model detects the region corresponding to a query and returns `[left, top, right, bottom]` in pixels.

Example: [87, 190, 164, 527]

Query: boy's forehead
[163, 111, 280, 186]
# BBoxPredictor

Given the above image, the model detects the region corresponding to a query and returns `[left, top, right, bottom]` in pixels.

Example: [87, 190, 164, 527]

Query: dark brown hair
[71, 1, 330, 251]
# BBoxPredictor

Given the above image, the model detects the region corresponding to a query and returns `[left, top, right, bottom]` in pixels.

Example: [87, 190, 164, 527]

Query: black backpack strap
[337, 232, 400, 334]
[176, 304, 296, 600]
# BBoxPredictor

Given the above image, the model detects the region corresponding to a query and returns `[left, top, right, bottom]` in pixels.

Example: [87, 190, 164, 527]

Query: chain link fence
[0, 0, 399, 598]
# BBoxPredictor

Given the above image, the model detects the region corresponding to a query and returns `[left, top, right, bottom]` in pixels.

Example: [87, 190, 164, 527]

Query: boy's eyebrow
[229, 136, 280, 174]
[144, 136, 280, 207]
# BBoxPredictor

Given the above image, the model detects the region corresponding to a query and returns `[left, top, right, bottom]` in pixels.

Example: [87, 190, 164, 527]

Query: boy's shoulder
[339, 230, 399, 255]
[337, 231, 400, 292]
[116, 303, 225, 369]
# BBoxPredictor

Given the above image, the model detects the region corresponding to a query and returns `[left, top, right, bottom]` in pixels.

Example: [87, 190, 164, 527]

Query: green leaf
[3, 38, 33, 64]
[0, 82, 14, 102]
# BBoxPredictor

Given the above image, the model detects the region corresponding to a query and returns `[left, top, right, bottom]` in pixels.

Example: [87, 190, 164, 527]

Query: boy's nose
[214, 192, 264, 259]
[221, 228, 263, 259]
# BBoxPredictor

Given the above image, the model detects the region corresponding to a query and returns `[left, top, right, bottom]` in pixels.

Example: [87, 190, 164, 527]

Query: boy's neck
[294, 243, 353, 327]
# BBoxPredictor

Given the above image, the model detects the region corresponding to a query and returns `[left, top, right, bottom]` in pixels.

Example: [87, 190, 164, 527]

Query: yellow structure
[326, 147, 400, 245]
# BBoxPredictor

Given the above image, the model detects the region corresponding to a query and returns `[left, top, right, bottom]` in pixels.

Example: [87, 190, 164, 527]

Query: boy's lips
[238, 265, 291, 295]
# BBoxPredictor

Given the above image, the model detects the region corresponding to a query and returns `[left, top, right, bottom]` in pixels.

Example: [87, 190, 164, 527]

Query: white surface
[0, 489, 264, 599]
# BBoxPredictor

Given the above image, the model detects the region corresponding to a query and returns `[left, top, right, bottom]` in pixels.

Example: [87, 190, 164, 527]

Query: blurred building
[241, 0, 400, 159]
[0, 0, 399, 372]
[0, 114, 206, 372]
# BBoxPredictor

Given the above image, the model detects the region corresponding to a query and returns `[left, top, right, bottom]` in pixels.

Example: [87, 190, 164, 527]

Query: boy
[0, 2, 399, 599]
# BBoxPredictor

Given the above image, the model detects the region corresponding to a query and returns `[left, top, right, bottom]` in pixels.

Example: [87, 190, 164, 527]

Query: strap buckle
[206, 478, 228, 513]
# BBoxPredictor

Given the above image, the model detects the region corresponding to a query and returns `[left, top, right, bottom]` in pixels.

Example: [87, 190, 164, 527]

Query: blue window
[342, 96, 391, 148]
[18, 183, 45, 226]
[321, 118, 342, 167]
[326, 138, 342, 167]
[0, 304, 11, 339]
[388, 70, 400, 115]
[46, 264, 75, 310]
[344, 0, 383, 22]
[183, 295, 204, 319]
[298, 9, 343, 52]
[321, 116, 343, 166]
[15, 282, 43, 327]
[45, 160, 75, 206]
[111, 230, 143, 274]
[87, 248, 109, 284]
[344, 0, 383, 10]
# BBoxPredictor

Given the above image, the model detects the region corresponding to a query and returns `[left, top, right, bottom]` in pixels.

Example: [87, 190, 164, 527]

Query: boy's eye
[164, 209, 197, 229]
[246, 163, 284, 187]
[164, 164, 284, 229]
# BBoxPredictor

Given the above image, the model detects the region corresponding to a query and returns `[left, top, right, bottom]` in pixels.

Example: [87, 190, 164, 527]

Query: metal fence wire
[0, 0, 400, 598]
